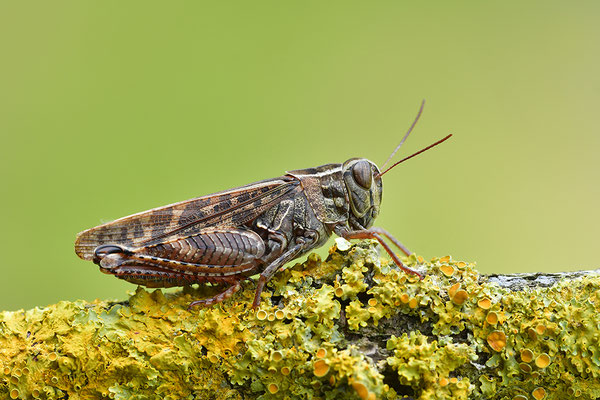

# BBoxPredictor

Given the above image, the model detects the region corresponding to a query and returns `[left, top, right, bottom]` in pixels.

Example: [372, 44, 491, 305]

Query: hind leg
[188, 281, 242, 309]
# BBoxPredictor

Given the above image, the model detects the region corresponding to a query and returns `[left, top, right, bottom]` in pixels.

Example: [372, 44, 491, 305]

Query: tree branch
[1, 240, 599, 400]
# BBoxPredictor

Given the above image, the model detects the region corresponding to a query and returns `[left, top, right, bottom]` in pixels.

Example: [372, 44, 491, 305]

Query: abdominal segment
[94, 229, 265, 288]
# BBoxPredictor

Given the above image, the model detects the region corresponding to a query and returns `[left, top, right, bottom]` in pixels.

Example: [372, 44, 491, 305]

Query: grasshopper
[75, 101, 451, 308]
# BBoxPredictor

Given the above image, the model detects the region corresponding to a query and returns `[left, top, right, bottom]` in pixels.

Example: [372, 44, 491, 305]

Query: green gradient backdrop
[1, 2, 599, 311]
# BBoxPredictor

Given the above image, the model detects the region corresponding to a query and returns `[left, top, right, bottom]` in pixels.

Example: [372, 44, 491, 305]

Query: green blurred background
[1, 1, 599, 311]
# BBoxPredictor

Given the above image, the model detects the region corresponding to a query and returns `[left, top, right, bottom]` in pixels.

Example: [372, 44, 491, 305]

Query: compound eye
[352, 160, 373, 189]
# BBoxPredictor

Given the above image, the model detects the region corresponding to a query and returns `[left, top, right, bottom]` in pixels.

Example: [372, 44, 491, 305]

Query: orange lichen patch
[452, 290, 469, 305]
[457, 261, 466, 268]
[334, 287, 344, 297]
[519, 363, 532, 373]
[256, 310, 268, 321]
[449, 377, 458, 384]
[439, 377, 449, 387]
[535, 324, 546, 335]
[48, 352, 58, 361]
[448, 282, 461, 299]
[440, 256, 451, 263]
[409, 298, 418, 309]
[368, 306, 377, 314]
[275, 310, 285, 320]
[10, 389, 19, 399]
[535, 353, 551, 369]
[527, 327, 537, 340]
[417, 255, 424, 263]
[32, 389, 40, 398]
[400, 293, 410, 304]
[281, 366, 291, 376]
[316, 348, 327, 359]
[368, 298, 378, 307]
[313, 359, 330, 377]
[477, 298, 492, 309]
[486, 311, 498, 325]
[440, 264, 455, 277]
[513, 396, 528, 400]
[2, 367, 10, 375]
[351, 381, 369, 400]
[268, 383, 279, 394]
[267, 313, 276, 322]
[520, 348, 534, 363]
[532, 387, 547, 400]
[367, 393, 376, 400]
[487, 330, 507, 352]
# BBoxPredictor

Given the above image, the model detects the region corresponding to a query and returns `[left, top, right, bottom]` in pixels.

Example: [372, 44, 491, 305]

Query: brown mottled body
[75, 104, 451, 308]
[76, 162, 397, 308]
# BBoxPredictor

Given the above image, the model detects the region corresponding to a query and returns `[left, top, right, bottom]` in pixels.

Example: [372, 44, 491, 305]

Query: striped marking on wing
[75, 177, 300, 260]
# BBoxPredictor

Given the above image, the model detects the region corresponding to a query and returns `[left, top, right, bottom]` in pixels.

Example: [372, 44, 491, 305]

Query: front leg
[334, 225, 424, 279]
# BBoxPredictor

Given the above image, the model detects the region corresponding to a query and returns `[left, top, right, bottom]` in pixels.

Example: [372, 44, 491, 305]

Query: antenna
[377, 134, 452, 178]
[380, 99, 426, 171]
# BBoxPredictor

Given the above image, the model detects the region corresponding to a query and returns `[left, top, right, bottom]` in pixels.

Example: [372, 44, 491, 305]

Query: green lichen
[1, 241, 600, 399]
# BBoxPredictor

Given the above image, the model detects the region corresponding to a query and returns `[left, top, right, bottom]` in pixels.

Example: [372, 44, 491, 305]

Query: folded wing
[75, 177, 300, 260]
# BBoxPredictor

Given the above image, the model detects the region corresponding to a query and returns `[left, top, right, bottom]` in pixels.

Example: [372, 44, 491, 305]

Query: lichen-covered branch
[1, 240, 600, 400]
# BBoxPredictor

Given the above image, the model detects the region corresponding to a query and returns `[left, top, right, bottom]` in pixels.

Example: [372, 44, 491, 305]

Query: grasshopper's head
[342, 158, 383, 229]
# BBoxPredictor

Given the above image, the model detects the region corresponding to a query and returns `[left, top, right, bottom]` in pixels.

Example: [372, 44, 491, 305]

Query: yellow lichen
[486, 311, 498, 325]
[267, 383, 279, 394]
[535, 324, 546, 335]
[521, 348, 534, 363]
[519, 363, 532, 373]
[271, 350, 283, 362]
[477, 298, 492, 309]
[448, 282, 461, 299]
[408, 298, 418, 309]
[535, 353, 551, 369]
[440, 265, 455, 277]
[351, 381, 369, 400]
[532, 387, 547, 400]
[256, 310, 267, 321]
[313, 359, 329, 377]
[1, 240, 600, 400]
[452, 290, 469, 305]
[487, 330, 507, 352]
